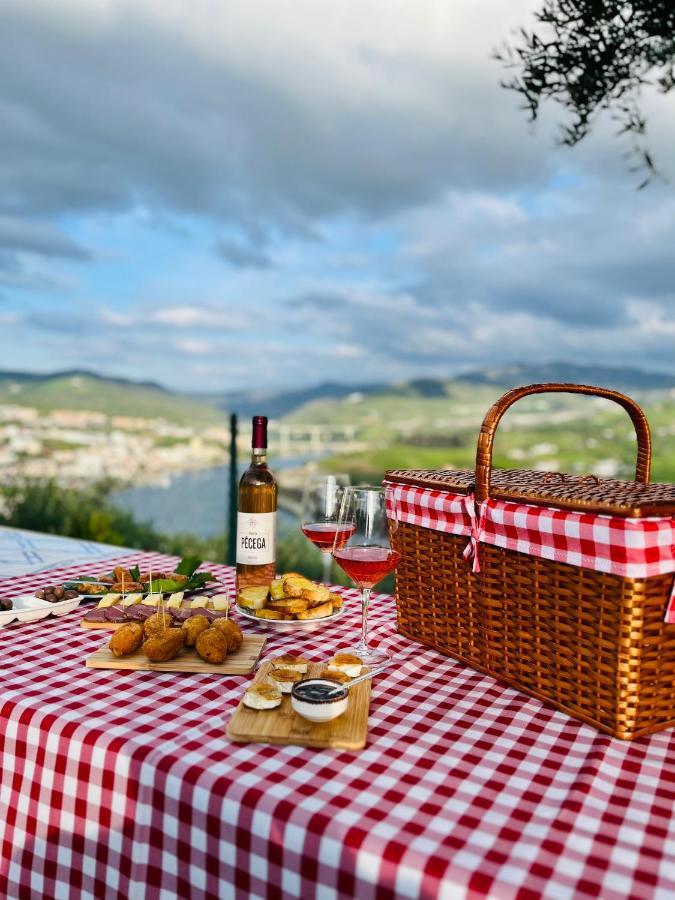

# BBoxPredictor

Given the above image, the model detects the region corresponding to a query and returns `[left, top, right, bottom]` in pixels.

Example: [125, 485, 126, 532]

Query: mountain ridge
[0, 363, 672, 421]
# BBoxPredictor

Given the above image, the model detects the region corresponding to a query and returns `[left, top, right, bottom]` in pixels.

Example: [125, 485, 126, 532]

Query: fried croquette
[212, 618, 243, 652]
[109, 622, 144, 657]
[182, 614, 210, 647]
[77, 582, 108, 594]
[142, 628, 184, 662]
[110, 581, 144, 593]
[113, 566, 133, 583]
[195, 627, 228, 664]
[144, 611, 173, 638]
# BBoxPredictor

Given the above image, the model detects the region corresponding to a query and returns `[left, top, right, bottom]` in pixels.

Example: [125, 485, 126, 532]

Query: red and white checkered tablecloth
[2, 552, 675, 900]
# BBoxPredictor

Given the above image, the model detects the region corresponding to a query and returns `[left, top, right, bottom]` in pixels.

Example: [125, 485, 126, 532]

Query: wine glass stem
[321, 552, 332, 584]
[360, 587, 372, 648]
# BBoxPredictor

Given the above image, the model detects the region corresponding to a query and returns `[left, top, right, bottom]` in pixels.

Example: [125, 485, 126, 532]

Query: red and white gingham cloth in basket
[2, 552, 675, 899]
[384, 481, 675, 619]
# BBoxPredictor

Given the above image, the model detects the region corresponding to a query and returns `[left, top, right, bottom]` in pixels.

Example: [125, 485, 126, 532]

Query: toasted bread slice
[237, 585, 269, 610]
[268, 598, 309, 615]
[269, 579, 287, 601]
[282, 575, 314, 598]
[296, 600, 333, 620]
[328, 652, 363, 677]
[302, 584, 331, 605]
[243, 682, 281, 710]
[318, 667, 351, 684]
[255, 608, 285, 620]
[271, 654, 309, 674]
[269, 668, 302, 693]
[329, 592, 343, 611]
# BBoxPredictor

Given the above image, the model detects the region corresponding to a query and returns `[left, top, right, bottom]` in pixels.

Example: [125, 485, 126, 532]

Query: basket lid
[385, 467, 675, 518]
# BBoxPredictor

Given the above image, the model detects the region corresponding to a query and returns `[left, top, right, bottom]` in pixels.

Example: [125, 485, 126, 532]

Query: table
[0, 526, 132, 578]
[2, 548, 675, 899]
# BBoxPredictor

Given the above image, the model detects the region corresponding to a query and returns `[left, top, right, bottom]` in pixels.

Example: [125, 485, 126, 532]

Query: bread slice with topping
[243, 682, 282, 710]
[327, 652, 363, 677]
[269, 668, 302, 693]
[270, 654, 309, 674]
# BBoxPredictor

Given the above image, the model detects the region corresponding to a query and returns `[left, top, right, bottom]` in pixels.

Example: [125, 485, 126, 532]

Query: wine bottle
[236, 415, 278, 591]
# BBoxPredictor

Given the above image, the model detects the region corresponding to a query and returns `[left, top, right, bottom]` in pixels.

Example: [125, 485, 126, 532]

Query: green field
[0, 372, 225, 425]
[306, 385, 675, 484]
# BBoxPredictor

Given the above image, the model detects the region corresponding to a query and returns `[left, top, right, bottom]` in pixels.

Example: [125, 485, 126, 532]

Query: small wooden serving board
[85, 634, 265, 675]
[226, 661, 371, 750]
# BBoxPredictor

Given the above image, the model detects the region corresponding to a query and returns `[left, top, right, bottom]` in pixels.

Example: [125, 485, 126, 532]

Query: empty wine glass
[300, 473, 350, 583]
[331, 486, 399, 666]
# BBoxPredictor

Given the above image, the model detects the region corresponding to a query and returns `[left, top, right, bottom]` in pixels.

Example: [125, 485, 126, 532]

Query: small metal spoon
[321, 662, 391, 697]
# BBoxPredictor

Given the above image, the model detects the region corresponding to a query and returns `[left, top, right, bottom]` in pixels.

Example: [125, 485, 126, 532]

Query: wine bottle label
[236, 511, 276, 565]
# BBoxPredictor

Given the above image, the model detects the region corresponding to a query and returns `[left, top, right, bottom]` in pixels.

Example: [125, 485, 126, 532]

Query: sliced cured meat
[170, 609, 193, 623]
[83, 608, 108, 623]
[193, 608, 221, 621]
[126, 606, 152, 621]
[104, 606, 127, 622]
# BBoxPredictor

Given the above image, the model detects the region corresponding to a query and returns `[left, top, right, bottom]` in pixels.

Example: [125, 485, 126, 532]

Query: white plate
[0, 592, 83, 627]
[236, 601, 346, 633]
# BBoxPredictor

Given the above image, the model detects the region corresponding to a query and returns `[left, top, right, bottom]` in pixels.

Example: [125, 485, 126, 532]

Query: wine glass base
[350, 641, 391, 668]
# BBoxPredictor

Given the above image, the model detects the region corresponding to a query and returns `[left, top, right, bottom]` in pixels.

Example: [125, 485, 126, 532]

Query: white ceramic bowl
[0, 592, 82, 627]
[291, 679, 349, 723]
[236, 602, 345, 633]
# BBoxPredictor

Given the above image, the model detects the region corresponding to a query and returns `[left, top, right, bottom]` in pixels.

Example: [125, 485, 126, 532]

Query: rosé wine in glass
[300, 473, 350, 583]
[301, 522, 356, 553]
[331, 486, 398, 666]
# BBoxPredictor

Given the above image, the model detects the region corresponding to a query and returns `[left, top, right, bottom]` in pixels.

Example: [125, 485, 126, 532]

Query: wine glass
[300, 473, 350, 583]
[331, 486, 399, 666]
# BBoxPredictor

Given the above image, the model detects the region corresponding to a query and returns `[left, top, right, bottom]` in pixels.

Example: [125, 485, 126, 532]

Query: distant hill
[208, 381, 390, 419]
[0, 370, 224, 425]
[211, 363, 675, 420]
[2, 363, 672, 426]
[458, 363, 675, 392]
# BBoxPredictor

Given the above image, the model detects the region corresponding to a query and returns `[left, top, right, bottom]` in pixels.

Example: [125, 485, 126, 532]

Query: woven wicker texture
[389, 383, 675, 739]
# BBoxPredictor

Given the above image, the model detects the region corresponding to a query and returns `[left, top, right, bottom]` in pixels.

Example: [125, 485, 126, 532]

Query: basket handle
[475, 383, 651, 503]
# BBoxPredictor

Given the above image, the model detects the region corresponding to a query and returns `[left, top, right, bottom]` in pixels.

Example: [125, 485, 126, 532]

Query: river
[110, 460, 307, 537]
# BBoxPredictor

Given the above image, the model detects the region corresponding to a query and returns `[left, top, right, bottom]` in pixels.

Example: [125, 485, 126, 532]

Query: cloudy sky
[1, 0, 674, 393]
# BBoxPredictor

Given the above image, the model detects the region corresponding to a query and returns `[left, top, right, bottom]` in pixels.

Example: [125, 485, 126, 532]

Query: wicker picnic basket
[385, 383, 675, 740]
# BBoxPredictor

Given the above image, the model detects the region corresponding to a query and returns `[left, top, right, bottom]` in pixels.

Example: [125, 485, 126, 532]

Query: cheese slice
[167, 592, 185, 608]
[190, 595, 209, 609]
[97, 593, 121, 608]
[142, 593, 164, 606]
[122, 593, 143, 608]
[210, 594, 230, 612]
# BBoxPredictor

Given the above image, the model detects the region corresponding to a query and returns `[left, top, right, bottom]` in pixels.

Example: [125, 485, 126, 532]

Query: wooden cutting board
[85, 634, 265, 675]
[226, 661, 371, 750]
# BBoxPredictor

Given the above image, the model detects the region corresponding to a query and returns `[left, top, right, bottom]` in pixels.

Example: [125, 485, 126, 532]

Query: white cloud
[1, 0, 674, 389]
